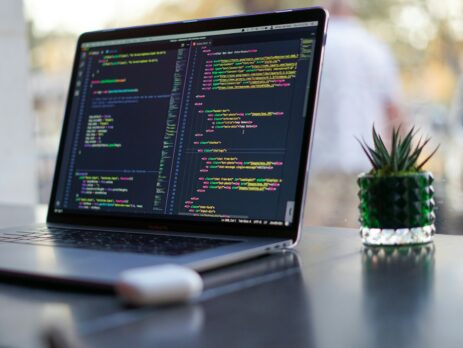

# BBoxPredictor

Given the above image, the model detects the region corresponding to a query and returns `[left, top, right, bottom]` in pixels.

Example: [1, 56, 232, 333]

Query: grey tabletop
[0, 205, 461, 348]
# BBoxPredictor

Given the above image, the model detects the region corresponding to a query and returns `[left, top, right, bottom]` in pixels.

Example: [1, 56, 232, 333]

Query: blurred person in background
[305, 0, 404, 227]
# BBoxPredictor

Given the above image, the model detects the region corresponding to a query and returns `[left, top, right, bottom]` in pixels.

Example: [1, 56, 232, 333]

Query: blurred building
[0, 0, 36, 204]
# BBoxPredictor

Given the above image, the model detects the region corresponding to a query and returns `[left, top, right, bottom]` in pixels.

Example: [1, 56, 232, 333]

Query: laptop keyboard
[0, 227, 240, 256]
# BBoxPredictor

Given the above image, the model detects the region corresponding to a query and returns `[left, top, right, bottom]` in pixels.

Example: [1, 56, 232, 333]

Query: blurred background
[2, 0, 463, 230]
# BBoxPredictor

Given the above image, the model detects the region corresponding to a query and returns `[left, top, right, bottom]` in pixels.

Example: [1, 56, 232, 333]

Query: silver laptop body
[0, 7, 328, 287]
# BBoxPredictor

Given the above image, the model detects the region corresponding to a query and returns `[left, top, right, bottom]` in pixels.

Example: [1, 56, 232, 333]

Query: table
[0, 204, 461, 348]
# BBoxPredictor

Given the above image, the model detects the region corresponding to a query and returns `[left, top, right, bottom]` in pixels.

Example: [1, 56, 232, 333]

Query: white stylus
[116, 264, 203, 306]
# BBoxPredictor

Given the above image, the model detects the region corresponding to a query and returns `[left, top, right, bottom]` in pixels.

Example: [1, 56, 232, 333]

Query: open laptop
[0, 7, 327, 287]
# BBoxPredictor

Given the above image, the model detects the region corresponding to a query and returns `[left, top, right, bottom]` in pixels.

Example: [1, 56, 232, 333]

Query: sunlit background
[3, 0, 463, 230]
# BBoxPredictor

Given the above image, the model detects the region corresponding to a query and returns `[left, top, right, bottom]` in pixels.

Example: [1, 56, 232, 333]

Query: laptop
[0, 7, 328, 287]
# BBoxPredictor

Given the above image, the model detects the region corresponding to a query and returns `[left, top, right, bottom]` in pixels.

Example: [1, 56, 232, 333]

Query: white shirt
[310, 17, 401, 173]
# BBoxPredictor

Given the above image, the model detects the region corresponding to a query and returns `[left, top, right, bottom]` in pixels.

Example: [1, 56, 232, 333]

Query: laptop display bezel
[47, 7, 328, 243]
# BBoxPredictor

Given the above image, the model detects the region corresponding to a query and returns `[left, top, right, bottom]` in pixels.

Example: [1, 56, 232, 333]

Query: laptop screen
[52, 19, 321, 228]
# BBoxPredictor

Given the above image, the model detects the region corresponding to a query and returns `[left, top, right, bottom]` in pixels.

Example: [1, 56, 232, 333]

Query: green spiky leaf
[358, 125, 439, 176]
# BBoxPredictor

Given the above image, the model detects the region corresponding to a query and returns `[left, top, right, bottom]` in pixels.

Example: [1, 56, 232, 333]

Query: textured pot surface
[358, 171, 435, 229]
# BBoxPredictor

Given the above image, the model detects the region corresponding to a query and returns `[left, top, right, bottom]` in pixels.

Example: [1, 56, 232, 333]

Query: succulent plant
[357, 125, 439, 176]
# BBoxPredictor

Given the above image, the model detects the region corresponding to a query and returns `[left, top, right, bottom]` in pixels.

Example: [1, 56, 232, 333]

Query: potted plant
[357, 126, 439, 246]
